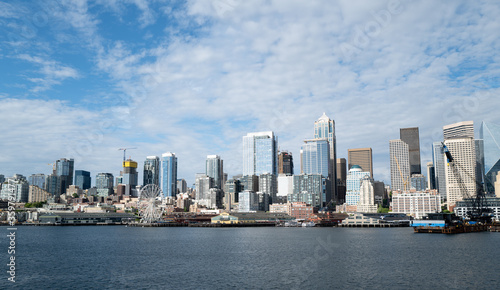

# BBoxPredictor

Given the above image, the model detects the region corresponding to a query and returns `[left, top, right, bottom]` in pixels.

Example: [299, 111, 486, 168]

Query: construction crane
[118, 147, 137, 161]
[442, 142, 491, 223]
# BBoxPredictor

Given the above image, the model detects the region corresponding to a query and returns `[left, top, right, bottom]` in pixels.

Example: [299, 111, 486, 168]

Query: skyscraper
[357, 176, 377, 213]
[206, 155, 223, 189]
[122, 159, 138, 197]
[242, 131, 278, 176]
[301, 139, 330, 178]
[162, 153, 177, 198]
[480, 121, 500, 194]
[278, 151, 294, 175]
[143, 156, 160, 187]
[400, 127, 421, 175]
[444, 137, 477, 209]
[443, 121, 474, 140]
[96, 173, 114, 197]
[55, 158, 74, 194]
[389, 139, 410, 191]
[314, 113, 337, 202]
[74, 170, 91, 190]
[347, 148, 373, 178]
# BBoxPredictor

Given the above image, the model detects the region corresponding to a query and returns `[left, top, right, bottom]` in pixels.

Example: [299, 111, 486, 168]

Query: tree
[73, 193, 79, 198]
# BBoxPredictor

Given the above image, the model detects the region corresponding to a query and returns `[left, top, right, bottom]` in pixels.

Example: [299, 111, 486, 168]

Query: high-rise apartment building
[480, 121, 500, 194]
[278, 151, 294, 175]
[400, 127, 421, 175]
[143, 156, 160, 187]
[347, 148, 373, 178]
[389, 139, 410, 191]
[162, 153, 177, 198]
[242, 131, 278, 176]
[444, 137, 477, 209]
[96, 173, 114, 197]
[206, 155, 223, 189]
[443, 121, 474, 140]
[74, 170, 91, 190]
[314, 113, 337, 203]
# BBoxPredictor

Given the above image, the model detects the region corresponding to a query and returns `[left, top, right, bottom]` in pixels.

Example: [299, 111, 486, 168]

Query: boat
[301, 221, 315, 227]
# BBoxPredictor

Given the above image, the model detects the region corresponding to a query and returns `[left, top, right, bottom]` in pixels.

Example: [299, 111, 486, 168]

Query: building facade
[347, 148, 373, 178]
[400, 127, 421, 175]
[278, 151, 294, 175]
[444, 137, 477, 209]
[143, 156, 160, 187]
[443, 121, 474, 140]
[357, 176, 377, 213]
[259, 173, 277, 204]
[314, 113, 337, 202]
[206, 155, 223, 189]
[410, 174, 426, 191]
[480, 121, 500, 195]
[345, 166, 371, 206]
[427, 162, 436, 190]
[238, 190, 259, 212]
[242, 131, 278, 176]
[161, 153, 177, 198]
[391, 191, 441, 219]
[389, 139, 410, 191]
[290, 174, 326, 207]
[96, 173, 114, 197]
[122, 159, 138, 197]
[75, 170, 91, 190]
[28, 173, 46, 189]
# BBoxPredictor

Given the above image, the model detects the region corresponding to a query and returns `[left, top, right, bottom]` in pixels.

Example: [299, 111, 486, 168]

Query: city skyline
[1, 1, 500, 186]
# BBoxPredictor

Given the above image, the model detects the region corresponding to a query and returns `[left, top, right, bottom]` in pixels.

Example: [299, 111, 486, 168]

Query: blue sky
[1, 0, 500, 186]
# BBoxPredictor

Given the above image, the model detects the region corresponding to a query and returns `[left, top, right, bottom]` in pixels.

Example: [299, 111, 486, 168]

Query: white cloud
[17, 54, 79, 92]
[2, 1, 500, 187]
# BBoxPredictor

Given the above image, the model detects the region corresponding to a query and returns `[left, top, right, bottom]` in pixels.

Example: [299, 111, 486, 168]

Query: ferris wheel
[138, 184, 163, 223]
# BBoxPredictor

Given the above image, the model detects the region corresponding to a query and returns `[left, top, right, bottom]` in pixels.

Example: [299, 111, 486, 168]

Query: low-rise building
[211, 212, 293, 224]
[391, 190, 441, 219]
[28, 185, 51, 203]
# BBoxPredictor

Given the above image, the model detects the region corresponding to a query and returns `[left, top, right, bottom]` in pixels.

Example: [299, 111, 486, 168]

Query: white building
[391, 190, 441, 219]
[0, 175, 29, 202]
[444, 137, 476, 209]
[345, 165, 371, 205]
[277, 174, 293, 198]
[238, 190, 258, 212]
[357, 176, 377, 213]
[389, 139, 410, 191]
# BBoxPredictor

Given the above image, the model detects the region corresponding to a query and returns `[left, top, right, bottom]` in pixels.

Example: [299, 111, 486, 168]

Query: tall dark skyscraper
[400, 127, 421, 175]
[74, 170, 91, 190]
[278, 151, 294, 175]
[55, 158, 74, 194]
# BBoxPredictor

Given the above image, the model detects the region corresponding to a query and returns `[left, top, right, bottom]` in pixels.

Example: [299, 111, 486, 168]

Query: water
[1, 226, 499, 289]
